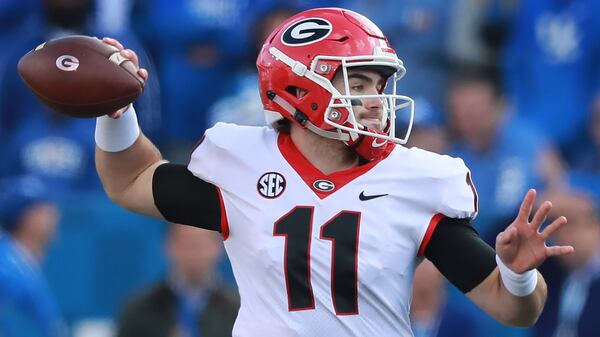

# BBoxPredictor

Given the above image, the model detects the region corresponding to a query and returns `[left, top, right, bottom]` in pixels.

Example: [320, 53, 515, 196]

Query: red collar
[277, 132, 394, 199]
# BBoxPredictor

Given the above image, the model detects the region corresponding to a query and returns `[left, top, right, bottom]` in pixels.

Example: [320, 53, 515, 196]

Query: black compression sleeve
[152, 163, 222, 232]
[424, 217, 497, 293]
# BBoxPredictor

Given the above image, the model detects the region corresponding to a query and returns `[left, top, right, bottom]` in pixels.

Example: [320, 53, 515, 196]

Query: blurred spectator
[208, 5, 297, 127]
[568, 96, 600, 200]
[479, 0, 519, 63]
[0, 112, 101, 198]
[447, 0, 519, 66]
[573, 96, 600, 172]
[95, 0, 162, 136]
[116, 224, 239, 337]
[535, 188, 600, 337]
[0, 0, 157, 194]
[0, 0, 97, 184]
[404, 101, 447, 154]
[0, 0, 40, 55]
[132, 0, 266, 155]
[342, 0, 454, 121]
[410, 259, 483, 337]
[0, 176, 64, 337]
[502, 0, 600, 156]
[446, 66, 565, 243]
[447, 0, 492, 65]
[0, 0, 96, 139]
[0, 0, 157, 137]
[95, 0, 134, 35]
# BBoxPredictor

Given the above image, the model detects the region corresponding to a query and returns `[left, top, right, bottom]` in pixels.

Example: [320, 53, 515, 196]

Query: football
[17, 35, 144, 118]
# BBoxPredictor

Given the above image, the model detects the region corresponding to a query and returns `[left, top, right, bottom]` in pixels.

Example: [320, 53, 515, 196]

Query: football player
[95, 8, 573, 336]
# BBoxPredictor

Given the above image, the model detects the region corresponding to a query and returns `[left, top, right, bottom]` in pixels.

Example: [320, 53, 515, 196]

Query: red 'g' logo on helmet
[281, 18, 333, 46]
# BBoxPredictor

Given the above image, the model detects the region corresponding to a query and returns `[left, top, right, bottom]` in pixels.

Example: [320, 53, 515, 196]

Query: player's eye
[350, 85, 364, 92]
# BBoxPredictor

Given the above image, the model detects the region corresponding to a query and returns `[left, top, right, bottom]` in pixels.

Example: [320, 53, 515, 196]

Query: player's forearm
[96, 133, 162, 201]
[470, 268, 547, 327]
[495, 270, 547, 327]
[94, 106, 168, 218]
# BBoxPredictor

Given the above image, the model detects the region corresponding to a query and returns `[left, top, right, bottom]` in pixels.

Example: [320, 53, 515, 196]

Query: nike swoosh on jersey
[359, 191, 389, 201]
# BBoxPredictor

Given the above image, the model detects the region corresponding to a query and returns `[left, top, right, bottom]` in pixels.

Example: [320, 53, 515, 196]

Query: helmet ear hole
[284, 86, 297, 96]
[285, 86, 308, 98]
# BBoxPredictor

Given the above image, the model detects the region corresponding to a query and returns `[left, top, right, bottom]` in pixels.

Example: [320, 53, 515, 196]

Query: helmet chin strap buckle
[266, 90, 277, 100]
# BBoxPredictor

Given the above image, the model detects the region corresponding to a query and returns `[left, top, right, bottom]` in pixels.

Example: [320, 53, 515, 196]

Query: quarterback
[95, 8, 573, 336]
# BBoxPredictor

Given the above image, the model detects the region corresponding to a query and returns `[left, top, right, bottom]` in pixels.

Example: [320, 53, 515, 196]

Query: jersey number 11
[274, 206, 361, 315]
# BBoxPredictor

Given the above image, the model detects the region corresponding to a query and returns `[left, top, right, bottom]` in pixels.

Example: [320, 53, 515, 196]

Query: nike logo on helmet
[371, 137, 388, 147]
[359, 191, 388, 201]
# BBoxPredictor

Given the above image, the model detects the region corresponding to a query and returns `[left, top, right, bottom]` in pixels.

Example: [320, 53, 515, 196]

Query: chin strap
[342, 125, 389, 161]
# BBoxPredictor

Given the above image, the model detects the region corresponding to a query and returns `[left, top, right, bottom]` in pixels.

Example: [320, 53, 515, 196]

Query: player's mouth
[358, 113, 383, 130]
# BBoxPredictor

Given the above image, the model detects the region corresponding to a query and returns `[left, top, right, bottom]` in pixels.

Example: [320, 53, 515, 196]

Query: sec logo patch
[258, 172, 286, 198]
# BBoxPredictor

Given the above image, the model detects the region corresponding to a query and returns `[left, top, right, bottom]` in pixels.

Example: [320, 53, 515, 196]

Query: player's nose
[362, 96, 384, 112]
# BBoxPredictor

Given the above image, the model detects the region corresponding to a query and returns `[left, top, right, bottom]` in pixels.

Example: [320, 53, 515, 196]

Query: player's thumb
[496, 226, 516, 247]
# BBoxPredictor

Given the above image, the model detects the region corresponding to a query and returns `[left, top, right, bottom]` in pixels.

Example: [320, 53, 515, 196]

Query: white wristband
[95, 105, 141, 152]
[496, 254, 538, 297]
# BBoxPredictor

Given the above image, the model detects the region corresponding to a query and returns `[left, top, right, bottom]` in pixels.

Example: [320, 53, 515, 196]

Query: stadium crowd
[0, 0, 599, 336]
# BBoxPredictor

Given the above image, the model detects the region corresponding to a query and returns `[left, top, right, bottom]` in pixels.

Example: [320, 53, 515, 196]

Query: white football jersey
[188, 123, 478, 337]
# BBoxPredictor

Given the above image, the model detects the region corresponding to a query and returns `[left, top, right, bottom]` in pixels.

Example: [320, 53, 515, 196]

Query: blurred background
[0, 0, 599, 336]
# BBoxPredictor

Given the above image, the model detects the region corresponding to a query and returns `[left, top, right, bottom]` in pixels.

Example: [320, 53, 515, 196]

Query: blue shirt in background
[133, 0, 265, 143]
[0, 233, 64, 337]
[503, 0, 600, 151]
[1, 114, 101, 198]
[448, 117, 547, 243]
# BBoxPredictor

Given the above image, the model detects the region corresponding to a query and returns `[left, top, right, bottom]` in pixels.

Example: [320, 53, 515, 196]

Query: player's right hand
[102, 37, 149, 119]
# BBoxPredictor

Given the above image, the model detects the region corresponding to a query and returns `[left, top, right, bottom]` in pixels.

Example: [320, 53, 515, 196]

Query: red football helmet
[257, 7, 414, 160]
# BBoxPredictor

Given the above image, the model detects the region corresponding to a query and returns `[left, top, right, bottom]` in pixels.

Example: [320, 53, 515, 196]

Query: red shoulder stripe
[417, 213, 445, 256]
[216, 187, 230, 240]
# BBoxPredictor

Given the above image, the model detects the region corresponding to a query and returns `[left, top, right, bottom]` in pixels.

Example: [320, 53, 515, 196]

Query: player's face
[448, 83, 499, 139]
[553, 206, 600, 270]
[21, 203, 59, 253]
[332, 69, 385, 130]
[167, 225, 223, 285]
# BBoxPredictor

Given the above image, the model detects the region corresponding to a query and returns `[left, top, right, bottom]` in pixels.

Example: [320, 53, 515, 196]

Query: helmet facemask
[321, 52, 415, 147]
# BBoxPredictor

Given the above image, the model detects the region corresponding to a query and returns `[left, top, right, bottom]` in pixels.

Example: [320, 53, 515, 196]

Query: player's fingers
[138, 68, 148, 81]
[121, 49, 139, 68]
[546, 245, 574, 257]
[541, 216, 567, 240]
[517, 189, 536, 223]
[102, 37, 124, 51]
[531, 200, 552, 230]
